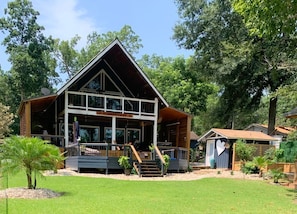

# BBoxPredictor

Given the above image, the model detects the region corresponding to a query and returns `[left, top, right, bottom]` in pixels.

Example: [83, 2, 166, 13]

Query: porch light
[224, 142, 230, 149]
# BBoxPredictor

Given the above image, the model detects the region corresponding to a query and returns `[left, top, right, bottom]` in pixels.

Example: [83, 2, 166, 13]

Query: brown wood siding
[20, 111, 26, 136]
[177, 117, 189, 148]
[20, 101, 31, 136]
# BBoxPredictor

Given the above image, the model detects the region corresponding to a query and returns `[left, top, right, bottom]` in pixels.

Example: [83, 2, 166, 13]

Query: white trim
[205, 139, 215, 166]
[56, 39, 169, 107]
[64, 91, 69, 147]
[153, 98, 158, 146]
[104, 59, 135, 97]
[115, 41, 168, 107]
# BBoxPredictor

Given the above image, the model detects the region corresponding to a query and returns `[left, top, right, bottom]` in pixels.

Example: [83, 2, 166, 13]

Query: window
[80, 125, 100, 143]
[126, 129, 140, 143]
[104, 128, 125, 144]
[81, 70, 122, 95]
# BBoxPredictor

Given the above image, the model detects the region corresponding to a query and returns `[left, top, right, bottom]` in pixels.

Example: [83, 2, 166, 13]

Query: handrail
[154, 146, 165, 165]
[67, 91, 157, 117]
[155, 145, 166, 175]
[130, 145, 142, 163]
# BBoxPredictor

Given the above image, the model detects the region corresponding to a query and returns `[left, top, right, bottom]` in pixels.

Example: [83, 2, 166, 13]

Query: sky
[0, 0, 193, 72]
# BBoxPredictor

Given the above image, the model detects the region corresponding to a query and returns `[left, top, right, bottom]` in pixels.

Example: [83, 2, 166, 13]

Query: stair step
[142, 174, 163, 177]
[137, 160, 163, 177]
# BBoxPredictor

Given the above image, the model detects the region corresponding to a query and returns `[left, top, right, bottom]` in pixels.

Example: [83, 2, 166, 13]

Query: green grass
[1, 173, 297, 214]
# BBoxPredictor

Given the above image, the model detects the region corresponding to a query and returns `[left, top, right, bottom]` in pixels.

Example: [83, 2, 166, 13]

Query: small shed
[198, 128, 277, 169]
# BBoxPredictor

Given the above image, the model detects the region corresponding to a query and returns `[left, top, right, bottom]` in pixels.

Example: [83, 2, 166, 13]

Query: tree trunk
[26, 173, 33, 189]
[268, 96, 277, 135]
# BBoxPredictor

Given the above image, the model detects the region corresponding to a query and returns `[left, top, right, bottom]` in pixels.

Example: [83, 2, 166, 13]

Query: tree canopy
[0, 0, 58, 101]
[54, 25, 143, 80]
[231, 0, 297, 38]
[0, 103, 14, 140]
[139, 54, 215, 116]
[173, 0, 297, 131]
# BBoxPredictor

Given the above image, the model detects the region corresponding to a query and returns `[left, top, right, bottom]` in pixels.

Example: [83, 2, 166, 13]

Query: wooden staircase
[130, 145, 165, 177]
[138, 160, 163, 177]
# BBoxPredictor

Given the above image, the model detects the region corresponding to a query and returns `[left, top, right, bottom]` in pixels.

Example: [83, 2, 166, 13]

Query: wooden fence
[232, 143, 274, 171]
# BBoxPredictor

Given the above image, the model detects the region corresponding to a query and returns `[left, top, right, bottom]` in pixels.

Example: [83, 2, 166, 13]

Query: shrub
[235, 139, 256, 163]
[241, 161, 259, 174]
[267, 168, 284, 183]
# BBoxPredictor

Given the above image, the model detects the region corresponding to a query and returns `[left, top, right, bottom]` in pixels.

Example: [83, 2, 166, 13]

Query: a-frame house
[18, 39, 191, 176]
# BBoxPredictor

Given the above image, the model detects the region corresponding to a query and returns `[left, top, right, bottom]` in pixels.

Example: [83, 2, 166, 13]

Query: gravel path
[0, 168, 263, 199]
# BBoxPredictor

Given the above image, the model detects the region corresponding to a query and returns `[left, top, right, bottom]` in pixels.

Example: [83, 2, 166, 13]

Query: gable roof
[56, 39, 169, 107]
[198, 128, 276, 142]
[190, 131, 199, 140]
[245, 123, 296, 135]
[284, 107, 297, 118]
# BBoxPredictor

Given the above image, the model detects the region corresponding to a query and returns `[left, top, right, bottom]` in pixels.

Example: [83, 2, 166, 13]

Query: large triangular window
[81, 69, 121, 95]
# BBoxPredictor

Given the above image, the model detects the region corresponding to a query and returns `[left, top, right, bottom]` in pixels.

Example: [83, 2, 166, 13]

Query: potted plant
[149, 144, 155, 160]
[163, 154, 170, 174]
[118, 155, 132, 175]
[268, 168, 284, 183]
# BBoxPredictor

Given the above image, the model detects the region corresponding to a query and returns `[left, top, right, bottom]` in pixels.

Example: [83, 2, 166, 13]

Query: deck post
[112, 116, 116, 150]
[64, 91, 69, 147]
[153, 98, 158, 146]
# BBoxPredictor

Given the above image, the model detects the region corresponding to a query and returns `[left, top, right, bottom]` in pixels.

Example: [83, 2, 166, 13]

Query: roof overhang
[18, 94, 57, 115]
[159, 107, 192, 123]
[198, 128, 276, 142]
[56, 39, 169, 107]
[284, 107, 297, 118]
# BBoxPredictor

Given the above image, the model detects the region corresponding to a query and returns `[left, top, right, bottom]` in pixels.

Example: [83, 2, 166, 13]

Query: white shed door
[205, 139, 215, 166]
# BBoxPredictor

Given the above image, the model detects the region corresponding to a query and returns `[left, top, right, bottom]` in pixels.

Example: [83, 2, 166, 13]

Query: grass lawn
[1, 172, 297, 214]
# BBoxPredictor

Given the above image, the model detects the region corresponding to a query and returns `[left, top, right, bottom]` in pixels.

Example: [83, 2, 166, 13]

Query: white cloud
[32, 0, 98, 49]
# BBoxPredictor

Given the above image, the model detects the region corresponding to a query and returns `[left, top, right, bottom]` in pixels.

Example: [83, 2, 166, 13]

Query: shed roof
[284, 107, 297, 118]
[198, 128, 276, 142]
[245, 123, 296, 135]
[190, 131, 199, 140]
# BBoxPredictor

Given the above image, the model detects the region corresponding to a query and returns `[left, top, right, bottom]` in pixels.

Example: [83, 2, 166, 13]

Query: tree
[231, 0, 297, 38]
[55, 25, 143, 80]
[235, 139, 256, 171]
[0, 136, 65, 189]
[140, 54, 215, 116]
[53, 35, 81, 80]
[231, 0, 297, 134]
[0, 103, 14, 140]
[173, 0, 297, 131]
[0, 0, 58, 101]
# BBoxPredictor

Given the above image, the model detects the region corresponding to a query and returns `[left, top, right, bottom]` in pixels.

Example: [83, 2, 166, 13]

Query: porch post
[112, 116, 116, 150]
[64, 91, 69, 147]
[153, 98, 158, 146]
[25, 101, 31, 137]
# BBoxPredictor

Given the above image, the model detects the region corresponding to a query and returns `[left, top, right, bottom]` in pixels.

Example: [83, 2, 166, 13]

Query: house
[197, 128, 276, 169]
[18, 39, 192, 175]
[245, 123, 296, 148]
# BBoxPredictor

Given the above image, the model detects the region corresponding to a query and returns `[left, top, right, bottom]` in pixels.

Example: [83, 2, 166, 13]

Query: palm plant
[0, 136, 65, 189]
[253, 156, 268, 177]
[268, 168, 284, 183]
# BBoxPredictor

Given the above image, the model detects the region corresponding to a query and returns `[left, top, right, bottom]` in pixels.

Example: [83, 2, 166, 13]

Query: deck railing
[158, 146, 188, 161]
[65, 142, 133, 157]
[67, 91, 157, 117]
[31, 134, 65, 147]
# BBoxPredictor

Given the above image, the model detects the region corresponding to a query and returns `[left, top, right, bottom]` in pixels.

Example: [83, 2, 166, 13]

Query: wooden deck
[64, 143, 189, 174]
